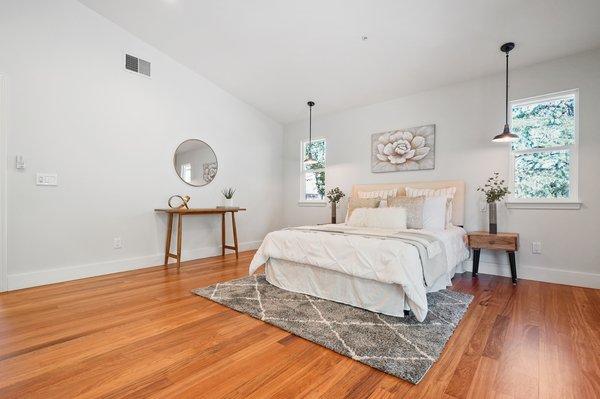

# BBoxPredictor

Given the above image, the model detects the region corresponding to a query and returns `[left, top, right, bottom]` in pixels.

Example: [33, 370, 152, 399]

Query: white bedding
[249, 224, 469, 321]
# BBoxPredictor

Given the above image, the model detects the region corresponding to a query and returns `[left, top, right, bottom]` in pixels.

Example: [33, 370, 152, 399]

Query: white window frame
[298, 137, 326, 206]
[506, 89, 581, 210]
[180, 163, 192, 183]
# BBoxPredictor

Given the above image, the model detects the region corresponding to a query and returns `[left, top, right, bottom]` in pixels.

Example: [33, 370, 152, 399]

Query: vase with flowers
[326, 187, 345, 224]
[477, 172, 510, 234]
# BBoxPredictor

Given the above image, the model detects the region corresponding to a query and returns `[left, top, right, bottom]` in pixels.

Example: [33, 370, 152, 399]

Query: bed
[249, 180, 469, 322]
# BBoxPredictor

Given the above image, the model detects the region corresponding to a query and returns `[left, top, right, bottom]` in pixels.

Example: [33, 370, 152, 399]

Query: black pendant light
[304, 101, 318, 165]
[492, 42, 519, 143]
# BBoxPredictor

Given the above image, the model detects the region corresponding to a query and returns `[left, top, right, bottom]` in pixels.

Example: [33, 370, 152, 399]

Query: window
[509, 90, 579, 205]
[180, 163, 192, 183]
[300, 138, 326, 203]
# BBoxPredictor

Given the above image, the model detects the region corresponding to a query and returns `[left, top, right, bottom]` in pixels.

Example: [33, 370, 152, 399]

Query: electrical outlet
[532, 241, 542, 254]
[113, 237, 123, 249]
[479, 202, 487, 212]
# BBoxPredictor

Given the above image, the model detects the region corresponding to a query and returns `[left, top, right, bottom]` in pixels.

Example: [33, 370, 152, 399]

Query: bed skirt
[264, 258, 466, 318]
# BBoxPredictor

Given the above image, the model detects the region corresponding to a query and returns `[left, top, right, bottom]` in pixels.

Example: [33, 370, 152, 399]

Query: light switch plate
[113, 237, 123, 249]
[36, 173, 58, 186]
[532, 241, 542, 254]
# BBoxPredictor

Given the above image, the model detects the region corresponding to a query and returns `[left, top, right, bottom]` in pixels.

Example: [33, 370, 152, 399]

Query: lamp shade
[304, 154, 318, 165]
[492, 124, 519, 143]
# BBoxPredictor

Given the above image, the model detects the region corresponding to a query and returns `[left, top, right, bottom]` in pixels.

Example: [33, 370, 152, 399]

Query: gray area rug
[192, 275, 473, 384]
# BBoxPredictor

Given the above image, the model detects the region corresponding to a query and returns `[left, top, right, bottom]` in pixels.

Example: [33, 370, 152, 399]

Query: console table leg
[472, 248, 481, 277]
[221, 213, 226, 256]
[164, 213, 173, 266]
[231, 211, 239, 259]
[508, 251, 517, 284]
[176, 214, 183, 269]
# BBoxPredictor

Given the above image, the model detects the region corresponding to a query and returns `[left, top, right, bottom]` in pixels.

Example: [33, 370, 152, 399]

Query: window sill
[297, 201, 327, 207]
[505, 201, 582, 210]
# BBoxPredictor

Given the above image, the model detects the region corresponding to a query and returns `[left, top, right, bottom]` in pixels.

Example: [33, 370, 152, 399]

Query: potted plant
[326, 187, 345, 224]
[477, 172, 510, 234]
[221, 187, 236, 208]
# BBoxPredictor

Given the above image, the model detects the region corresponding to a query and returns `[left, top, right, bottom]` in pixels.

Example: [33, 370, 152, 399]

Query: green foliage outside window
[314, 171, 325, 198]
[304, 139, 326, 198]
[304, 139, 326, 171]
[511, 95, 574, 199]
[514, 151, 570, 199]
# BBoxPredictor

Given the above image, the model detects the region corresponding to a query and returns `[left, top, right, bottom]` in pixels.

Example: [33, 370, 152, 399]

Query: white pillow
[421, 196, 447, 231]
[347, 207, 407, 230]
[406, 186, 457, 227]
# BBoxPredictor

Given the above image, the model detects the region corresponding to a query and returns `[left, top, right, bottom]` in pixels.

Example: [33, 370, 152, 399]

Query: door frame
[0, 74, 7, 292]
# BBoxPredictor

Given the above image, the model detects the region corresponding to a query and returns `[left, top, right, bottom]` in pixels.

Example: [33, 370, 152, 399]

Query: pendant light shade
[492, 42, 519, 143]
[304, 101, 318, 165]
[492, 124, 519, 143]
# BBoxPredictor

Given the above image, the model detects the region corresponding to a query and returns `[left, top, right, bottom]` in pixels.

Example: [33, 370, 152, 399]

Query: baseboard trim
[8, 243, 599, 291]
[7, 240, 262, 291]
[463, 260, 600, 289]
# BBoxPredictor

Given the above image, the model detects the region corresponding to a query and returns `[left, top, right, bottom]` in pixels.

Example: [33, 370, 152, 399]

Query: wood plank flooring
[0, 251, 599, 398]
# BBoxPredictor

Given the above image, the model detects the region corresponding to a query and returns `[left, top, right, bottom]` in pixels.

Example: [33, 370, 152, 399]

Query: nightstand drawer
[468, 234, 518, 251]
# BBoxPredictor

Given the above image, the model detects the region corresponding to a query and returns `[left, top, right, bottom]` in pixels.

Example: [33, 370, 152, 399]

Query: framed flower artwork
[371, 124, 435, 172]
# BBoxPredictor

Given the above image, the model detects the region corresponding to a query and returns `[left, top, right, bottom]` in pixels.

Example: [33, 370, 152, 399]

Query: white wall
[283, 49, 600, 288]
[0, 0, 283, 290]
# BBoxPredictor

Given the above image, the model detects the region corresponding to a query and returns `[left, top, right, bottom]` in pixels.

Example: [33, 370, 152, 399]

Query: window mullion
[512, 145, 570, 155]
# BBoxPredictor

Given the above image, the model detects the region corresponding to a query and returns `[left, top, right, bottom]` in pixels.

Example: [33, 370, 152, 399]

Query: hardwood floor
[0, 251, 599, 398]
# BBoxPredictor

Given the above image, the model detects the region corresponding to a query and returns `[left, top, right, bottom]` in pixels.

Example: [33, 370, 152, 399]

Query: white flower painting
[371, 124, 435, 172]
[203, 162, 218, 183]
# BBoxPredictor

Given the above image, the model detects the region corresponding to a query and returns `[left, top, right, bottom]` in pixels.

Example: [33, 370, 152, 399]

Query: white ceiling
[79, 0, 600, 123]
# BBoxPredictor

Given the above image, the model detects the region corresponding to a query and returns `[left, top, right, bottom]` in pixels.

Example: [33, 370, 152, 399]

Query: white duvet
[249, 224, 463, 321]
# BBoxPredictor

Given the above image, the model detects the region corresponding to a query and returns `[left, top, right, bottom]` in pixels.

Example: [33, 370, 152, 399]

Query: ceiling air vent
[125, 54, 151, 77]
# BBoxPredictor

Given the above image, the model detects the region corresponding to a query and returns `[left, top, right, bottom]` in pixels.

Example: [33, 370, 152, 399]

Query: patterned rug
[192, 275, 473, 384]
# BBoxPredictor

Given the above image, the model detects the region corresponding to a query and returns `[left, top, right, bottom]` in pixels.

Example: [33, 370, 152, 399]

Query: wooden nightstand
[466, 232, 519, 284]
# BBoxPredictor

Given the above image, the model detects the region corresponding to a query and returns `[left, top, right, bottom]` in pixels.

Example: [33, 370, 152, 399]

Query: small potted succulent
[221, 187, 236, 208]
[477, 172, 510, 234]
[326, 187, 345, 224]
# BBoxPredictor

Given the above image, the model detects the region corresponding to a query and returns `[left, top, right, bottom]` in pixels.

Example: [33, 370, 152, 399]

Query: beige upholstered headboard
[351, 180, 466, 226]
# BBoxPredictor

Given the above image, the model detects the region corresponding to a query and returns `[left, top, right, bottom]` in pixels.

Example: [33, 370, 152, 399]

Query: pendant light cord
[309, 104, 312, 145]
[505, 52, 509, 125]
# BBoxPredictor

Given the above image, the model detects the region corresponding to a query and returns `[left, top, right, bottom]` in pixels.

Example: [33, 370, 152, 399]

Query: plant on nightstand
[326, 187, 345, 224]
[221, 187, 236, 208]
[477, 172, 510, 234]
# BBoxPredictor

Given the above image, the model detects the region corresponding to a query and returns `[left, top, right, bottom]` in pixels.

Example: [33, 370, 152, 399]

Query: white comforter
[249, 224, 449, 321]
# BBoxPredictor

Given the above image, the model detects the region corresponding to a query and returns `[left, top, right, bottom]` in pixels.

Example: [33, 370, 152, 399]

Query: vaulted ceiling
[79, 0, 600, 123]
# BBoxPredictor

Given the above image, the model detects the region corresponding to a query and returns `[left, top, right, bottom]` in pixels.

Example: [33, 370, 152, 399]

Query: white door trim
[0, 75, 7, 292]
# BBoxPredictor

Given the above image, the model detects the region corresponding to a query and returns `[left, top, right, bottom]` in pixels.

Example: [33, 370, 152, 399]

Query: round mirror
[173, 139, 218, 187]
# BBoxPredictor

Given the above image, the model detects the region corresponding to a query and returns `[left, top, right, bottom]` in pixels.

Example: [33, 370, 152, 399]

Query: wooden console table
[154, 207, 246, 268]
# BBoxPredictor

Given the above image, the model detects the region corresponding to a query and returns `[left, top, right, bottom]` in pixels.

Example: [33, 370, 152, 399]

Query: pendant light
[304, 101, 318, 165]
[492, 42, 519, 143]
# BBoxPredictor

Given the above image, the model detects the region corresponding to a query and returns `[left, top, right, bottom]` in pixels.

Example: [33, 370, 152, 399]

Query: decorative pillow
[406, 186, 457, 227]
[347, 207, 407, 230]
[357, 188, 398, 199]
[421, 196, 447, 231]
[346, 197, 381, 220]
[386, 196, 425, 229]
